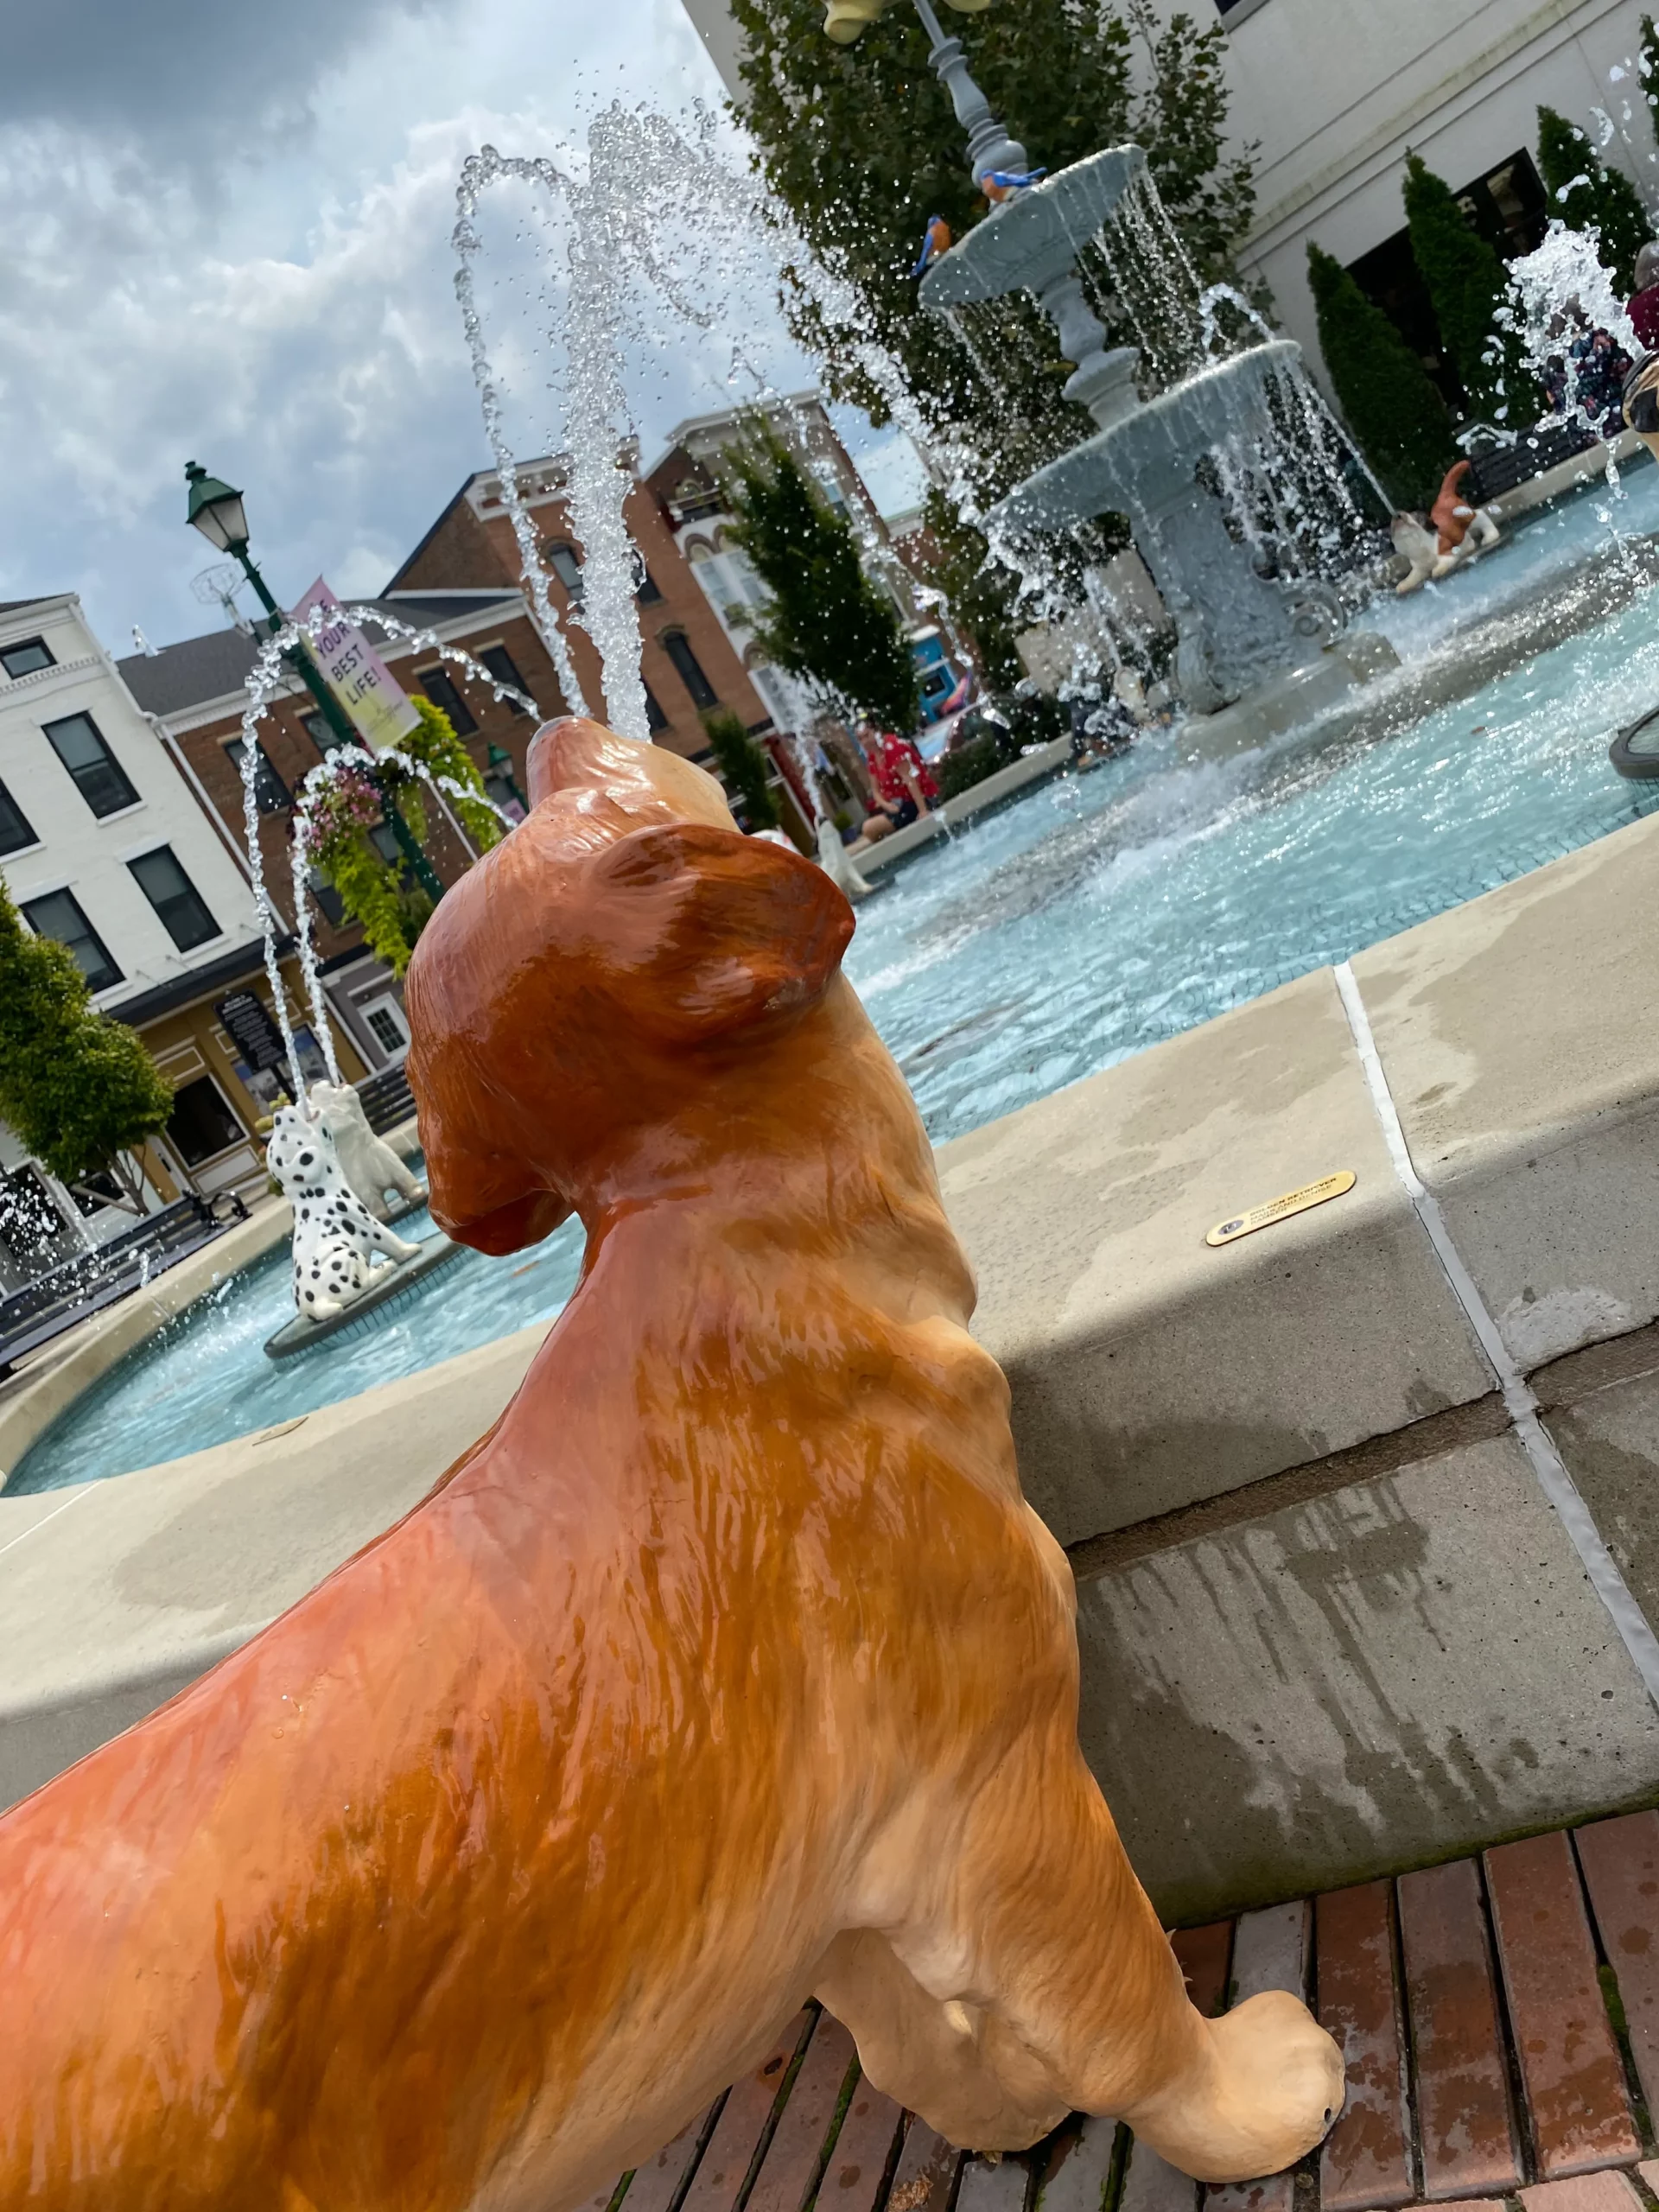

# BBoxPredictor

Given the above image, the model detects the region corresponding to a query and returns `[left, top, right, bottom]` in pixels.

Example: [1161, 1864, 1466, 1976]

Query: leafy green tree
[720, 419, 920, 731]
[1306, 242, 1459, 508]
[702, 709, 781, 830]
[1403, 152, 1541, 425]
[728, 0, 1255, 505]
[1536, 105, 1652, 294]
[911, 492, 1027, 690]
[0, 874, 173, 1211]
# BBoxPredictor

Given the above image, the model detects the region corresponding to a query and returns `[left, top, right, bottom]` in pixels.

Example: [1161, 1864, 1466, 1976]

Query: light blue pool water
[11, 556, 1659, 1493]
[7, 1198, 587, 1494]
[847, 582, 1659, 1144]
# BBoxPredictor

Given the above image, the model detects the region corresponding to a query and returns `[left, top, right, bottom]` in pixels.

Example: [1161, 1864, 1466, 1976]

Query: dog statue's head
[308, 1079, 370, 1141]
[265, 1103, 340, 1198]
[404, 718, 855, 1255]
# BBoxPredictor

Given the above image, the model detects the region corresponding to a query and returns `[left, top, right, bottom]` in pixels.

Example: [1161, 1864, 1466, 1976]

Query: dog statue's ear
[584, 822, 855, 1043]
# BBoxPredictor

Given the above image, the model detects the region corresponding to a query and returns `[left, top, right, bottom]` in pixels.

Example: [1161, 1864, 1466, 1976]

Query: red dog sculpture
[0, 721, 1340, 2209]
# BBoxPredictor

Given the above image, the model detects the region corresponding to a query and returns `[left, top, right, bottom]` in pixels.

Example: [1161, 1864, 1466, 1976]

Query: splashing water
[448, 102, 1118, 711]
[232, 604, 534, 1108]
[1497, 217, 1640, 443]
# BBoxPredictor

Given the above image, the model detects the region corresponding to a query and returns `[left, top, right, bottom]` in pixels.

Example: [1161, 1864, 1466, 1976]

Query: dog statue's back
[0, 721, 1338, 2212]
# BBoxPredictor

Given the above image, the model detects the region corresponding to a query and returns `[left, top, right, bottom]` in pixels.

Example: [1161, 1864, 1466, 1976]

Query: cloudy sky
[1, 0, 916, 656]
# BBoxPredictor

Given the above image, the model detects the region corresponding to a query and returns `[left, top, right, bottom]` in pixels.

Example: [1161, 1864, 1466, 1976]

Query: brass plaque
[1205, 1170, 1357, 1249]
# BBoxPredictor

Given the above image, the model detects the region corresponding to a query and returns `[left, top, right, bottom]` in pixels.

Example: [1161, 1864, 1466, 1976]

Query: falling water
[234, 604, 535, 1100]
[453, 149, 596, 722]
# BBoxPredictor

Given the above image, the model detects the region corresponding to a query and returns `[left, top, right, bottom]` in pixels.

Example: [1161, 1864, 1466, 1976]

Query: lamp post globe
[184, 461, 250, 554]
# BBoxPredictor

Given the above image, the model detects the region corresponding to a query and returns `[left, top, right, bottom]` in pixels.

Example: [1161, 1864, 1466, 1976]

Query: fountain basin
[10, 512, 1659, 1489]
[918, 146, 1147, 308]
[988, 339, 1302, 536]
[11, 797, 1659, 1915]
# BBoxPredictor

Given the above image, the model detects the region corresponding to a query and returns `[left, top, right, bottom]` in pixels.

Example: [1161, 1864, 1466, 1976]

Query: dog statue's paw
[1131, 1990, 1344, 2183]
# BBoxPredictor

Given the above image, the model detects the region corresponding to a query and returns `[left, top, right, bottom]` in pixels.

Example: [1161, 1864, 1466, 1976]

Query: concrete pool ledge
[9, 842, 1659, 1904]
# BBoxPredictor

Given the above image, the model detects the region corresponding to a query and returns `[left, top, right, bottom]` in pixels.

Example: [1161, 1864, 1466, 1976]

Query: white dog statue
[1390, 495, 1501, 596]
[265, 1106, 421, 1321]
[1389, 512, 1442, 594]
[815, 817, 874, 901]
[308, 1079, 427, 1222]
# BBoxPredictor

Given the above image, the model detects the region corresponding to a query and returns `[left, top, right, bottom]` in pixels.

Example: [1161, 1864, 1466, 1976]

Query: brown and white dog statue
[0, 720, 1341, 2210]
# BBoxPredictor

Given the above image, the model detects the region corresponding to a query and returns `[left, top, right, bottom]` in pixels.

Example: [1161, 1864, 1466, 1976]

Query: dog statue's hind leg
[361, 1211, 422, 1265]
[827, 1724, 1340, 2180]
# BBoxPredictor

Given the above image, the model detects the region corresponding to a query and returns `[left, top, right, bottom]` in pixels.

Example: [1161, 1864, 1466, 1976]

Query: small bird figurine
[912, 214, 952, 276]
[982, 167, 1047, 204]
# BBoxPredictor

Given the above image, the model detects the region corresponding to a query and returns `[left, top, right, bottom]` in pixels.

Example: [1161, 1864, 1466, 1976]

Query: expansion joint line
[1333, 959, 1659, 1711]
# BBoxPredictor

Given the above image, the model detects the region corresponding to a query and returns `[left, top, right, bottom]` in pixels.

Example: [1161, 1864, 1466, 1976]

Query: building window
[1348, 149, 1548, 413]
[21, 887, 123, 991]
[543, 541, 584, 598]
[1, 636, 54, 679]
[129, 846, 220, 953]
[68, 1167, 126, 1216]
[478, 644, 531, 715]
[417, 666, 479, 736]
[632, 550, 664, 605]
[642, 683, 669, 734]
[166, 1076, 245, 1167]
[307, 866, 346, 928]
[661, 632, 718, 710]
[0, 777, 37, 855]
[42, 710, 141, 817]
[361, 995, 410, 1059]
[226, 736, 291, 812]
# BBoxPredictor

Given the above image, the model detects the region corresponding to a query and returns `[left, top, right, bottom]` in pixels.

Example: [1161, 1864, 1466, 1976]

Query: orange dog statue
[0, 721, 1341, 2209]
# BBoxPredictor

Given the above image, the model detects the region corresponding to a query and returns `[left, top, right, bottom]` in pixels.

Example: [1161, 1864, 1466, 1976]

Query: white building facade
[0, 594, 276, 1267]
[1211, 0, 1657, 378]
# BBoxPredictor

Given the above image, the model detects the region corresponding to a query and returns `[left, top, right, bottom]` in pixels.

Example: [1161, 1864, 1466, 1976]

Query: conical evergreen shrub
[1641, 17, 1659, 159]
[1306, 243, 1459, 508]
[1403, 151, 1541, 426]
[1536, 105, 1652, 294]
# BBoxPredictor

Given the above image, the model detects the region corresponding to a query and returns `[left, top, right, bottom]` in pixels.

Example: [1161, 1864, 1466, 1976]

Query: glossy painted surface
[0, 722, 1338, 2209]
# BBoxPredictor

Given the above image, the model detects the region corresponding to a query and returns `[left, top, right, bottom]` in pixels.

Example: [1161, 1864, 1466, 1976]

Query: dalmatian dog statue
[265, 1104, 422, 1320]
[308, 1078, 427, 1222]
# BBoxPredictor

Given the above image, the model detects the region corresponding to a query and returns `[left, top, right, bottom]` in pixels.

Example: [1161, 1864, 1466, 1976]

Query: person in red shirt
[859, 721, 939, 830]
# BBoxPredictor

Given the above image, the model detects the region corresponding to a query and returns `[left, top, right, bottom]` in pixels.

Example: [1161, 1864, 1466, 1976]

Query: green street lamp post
[485, 742, 527, 813]
[183, 462, 443, 904]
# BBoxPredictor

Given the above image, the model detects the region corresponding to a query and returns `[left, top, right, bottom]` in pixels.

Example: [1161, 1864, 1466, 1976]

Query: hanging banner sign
[290, 577, 421, 754]
[216, 990, 289, 1074]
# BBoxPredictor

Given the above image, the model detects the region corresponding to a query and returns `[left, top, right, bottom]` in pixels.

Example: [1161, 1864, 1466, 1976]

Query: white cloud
[0, 0, 834, 654]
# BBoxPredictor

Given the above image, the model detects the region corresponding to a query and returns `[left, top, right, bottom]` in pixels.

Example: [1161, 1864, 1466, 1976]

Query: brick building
[387, 456, 778, 769]
[120, 590, 564, 1072]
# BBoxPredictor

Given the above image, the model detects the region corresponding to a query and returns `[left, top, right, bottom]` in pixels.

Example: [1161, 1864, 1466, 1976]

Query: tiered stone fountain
[906, 8, 1395, 741]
